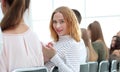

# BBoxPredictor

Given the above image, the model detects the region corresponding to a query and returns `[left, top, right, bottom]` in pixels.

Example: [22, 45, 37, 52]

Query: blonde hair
[49, 6, 81, 42]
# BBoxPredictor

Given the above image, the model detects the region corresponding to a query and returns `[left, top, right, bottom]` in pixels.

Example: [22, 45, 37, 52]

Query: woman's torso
[0, 26, 44, 72]
[92, 41, 106, 62]
[45, 35, 87, 71]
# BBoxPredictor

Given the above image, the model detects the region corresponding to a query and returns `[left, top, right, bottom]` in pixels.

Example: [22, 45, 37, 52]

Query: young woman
[87, 21, 109, 63]
[109, 36, 120, 61]
[109, 36, 120, 71]
[0, 0, 44, 71]
[42, 6, 87, 72]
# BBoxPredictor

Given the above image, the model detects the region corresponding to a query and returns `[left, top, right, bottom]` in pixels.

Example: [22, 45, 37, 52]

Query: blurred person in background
[0, 0, 44, 71]
[109, 35, 120, 71]
[87, 21, 109, 63]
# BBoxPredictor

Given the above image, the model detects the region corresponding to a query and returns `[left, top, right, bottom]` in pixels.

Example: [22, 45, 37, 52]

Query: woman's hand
[41, 42, 56, 63]
[112, 50, 120, 57]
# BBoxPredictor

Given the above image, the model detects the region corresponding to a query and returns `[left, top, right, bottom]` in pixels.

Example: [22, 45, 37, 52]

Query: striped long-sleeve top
[45, 35, 87, 72]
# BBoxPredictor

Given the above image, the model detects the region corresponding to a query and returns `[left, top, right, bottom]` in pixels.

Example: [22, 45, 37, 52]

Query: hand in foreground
[41, 42, 56, 63]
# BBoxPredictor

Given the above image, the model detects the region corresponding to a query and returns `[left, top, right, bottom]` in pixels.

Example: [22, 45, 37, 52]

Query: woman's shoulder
[3, 24, 30, 35]
[57, 36, 83, 49]
[92, 40, 105, 50]
[64, 37, 80, 45]
[92, 40, 103, 46]
[65, 38, 84, 49]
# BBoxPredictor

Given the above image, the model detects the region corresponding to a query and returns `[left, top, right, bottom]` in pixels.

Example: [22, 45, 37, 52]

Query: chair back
[12, 66, 48, 72]
[51, 66, 58, 72]
[98, 60, 109, 72]
[111, 60, 118, 72]
[88, 62, 98, 72]
[80, 63, 89, 72]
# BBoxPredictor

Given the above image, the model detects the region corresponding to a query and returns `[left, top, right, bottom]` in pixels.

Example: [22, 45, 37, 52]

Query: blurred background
[0, 0, 120, 48]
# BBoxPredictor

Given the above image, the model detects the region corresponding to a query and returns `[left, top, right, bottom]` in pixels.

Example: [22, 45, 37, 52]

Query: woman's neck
[3, 19, 29, 34]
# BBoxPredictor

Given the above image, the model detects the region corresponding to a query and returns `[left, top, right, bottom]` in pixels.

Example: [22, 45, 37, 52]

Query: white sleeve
[50, 42, 87, 72]
[79, 39, 87, 64]
[51, 54, 73, 72]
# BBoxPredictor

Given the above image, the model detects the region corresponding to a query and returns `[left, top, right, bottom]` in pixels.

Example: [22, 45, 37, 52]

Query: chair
[80, 63, 89, 72]
[12, 66, 48, 72]
[111, 60, 118, 72]
[98, 60, 109, 72]
[88, 61, 98, 72]
[51, 66, 59, 72]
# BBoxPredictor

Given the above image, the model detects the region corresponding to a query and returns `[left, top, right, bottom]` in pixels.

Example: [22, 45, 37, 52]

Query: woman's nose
[56, 23, 61, 28]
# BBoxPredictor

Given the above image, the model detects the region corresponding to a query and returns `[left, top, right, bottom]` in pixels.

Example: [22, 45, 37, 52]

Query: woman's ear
[1, 0, 6, 7]
[1, 0, 7, 15]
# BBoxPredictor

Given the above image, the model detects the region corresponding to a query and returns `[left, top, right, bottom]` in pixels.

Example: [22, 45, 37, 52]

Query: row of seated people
[81, 27, 120, 72]
[72, 9, 120, 72]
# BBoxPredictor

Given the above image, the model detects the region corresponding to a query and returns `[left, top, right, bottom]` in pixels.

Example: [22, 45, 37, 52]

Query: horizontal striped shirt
[45, 35, 87, 72]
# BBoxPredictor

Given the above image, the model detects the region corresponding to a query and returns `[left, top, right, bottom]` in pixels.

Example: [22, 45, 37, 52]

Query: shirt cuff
[50, 54, 64, 66]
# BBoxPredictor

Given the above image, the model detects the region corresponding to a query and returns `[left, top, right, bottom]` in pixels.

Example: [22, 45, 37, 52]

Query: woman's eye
[53, 20, 57, 24]
[60, 20, 64, 24]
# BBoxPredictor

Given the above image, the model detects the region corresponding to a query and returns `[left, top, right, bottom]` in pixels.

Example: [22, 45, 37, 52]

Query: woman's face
[52, 12, 69, 36]
[111, 37, 117, 47]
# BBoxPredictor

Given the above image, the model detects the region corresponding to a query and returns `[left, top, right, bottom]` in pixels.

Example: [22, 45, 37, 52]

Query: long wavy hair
[49, 6, 81, 42]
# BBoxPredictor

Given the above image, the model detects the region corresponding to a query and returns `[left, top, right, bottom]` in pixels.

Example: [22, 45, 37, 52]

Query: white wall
[82, 0, 120, 47]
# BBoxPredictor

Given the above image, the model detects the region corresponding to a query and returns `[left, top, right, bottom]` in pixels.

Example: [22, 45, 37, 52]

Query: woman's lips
[56, 29, 63, 33]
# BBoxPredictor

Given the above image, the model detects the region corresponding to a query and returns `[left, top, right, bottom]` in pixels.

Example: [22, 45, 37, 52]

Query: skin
[112, 50, 120, 57]
[1, 0, 8, 15]
[52, 12, 69, 36]
[87, 29, 91, 39]
[117, 31, 120, 37]
[111, 37, 117, 48]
